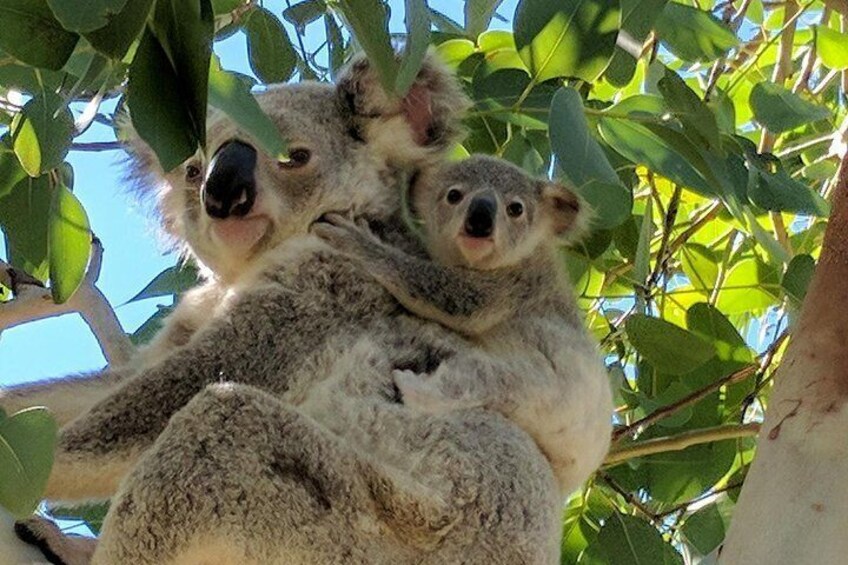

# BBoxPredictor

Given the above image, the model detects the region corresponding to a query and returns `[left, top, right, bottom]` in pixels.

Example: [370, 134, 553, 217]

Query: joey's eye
[507, 201, 524, 218]
[280, 148, 311, 169]
[446, 189, 463, 205]
[185, 164, 202, 182]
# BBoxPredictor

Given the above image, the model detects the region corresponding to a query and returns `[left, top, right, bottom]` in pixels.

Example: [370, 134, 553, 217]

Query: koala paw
[311, 213, 380, 257]
[15, 516, 97, 565]
[393, 370, 457, 414]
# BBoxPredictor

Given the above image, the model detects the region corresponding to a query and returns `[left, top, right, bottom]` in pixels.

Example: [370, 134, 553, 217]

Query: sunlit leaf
[655, 3, 737, 62]
[10, 93, 74, 177]
[47, 183, 91, 304]
[513, 0, 621, 83]
[815, 26, 848, 70]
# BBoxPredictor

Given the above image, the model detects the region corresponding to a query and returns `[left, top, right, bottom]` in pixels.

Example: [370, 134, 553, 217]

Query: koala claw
[394, 370, 455, 414]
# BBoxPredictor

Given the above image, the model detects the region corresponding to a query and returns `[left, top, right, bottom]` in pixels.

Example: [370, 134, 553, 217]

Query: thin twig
[605, 423, 761, 467]
[71, 141, 123, 152]
[613, 364, 758, 442]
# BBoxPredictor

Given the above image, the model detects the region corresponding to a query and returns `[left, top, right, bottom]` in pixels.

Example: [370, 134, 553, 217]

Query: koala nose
[203, 140, 257, 219]
[464, 195, 497, 238]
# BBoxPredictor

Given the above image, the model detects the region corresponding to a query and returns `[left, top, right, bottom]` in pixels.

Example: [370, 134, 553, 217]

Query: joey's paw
[15, 516, 97, 565]
[312, 213, 381, 256]
[394, 370, 456, 414]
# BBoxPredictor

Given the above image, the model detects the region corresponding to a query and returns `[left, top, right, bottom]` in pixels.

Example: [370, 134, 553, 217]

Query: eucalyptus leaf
[815, 26, 848, 70]
[10, 93, 75, 177]
[46, 0, 128, 34]
[0, 0, 78, 70]
[750, 82, 830, 134]
[513, 0, 621, 83]
[48, 183, 91, 304]
[626, 314, 716, 374]
[655, 3, 737, 62]
[0, 408, 57, 518]
[245, 7, 297, 83]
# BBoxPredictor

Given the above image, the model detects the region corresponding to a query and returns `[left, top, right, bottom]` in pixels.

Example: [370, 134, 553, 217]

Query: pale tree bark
[720, 153, 848, 563]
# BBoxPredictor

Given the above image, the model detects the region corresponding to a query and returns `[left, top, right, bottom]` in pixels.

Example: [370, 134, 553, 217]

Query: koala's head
[412, 155, 587, 270]
[125, 53, 468, 282]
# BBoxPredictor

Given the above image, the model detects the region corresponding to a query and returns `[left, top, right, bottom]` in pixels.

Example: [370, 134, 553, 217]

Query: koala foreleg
[93, 383, 457, 565]
[313, 215, 534, 336]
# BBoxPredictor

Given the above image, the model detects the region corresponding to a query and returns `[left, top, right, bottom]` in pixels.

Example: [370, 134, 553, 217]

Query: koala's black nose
[203, 140, 257, 219]
[464, 195, 497, 238]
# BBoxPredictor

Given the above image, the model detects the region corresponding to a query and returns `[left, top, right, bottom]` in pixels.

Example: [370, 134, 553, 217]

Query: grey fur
[313, 156, 613, 493]
[2, 55, 600, 565]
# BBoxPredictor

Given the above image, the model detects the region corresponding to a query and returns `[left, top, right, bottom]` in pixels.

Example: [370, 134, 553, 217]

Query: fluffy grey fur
[3, 55, 605, 565]
[313, 156, 612, 494]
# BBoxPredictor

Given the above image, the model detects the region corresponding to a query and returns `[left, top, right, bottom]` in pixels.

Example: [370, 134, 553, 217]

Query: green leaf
[337, 0, 397, 93]
[582, 513, 683, 564]
[85, 0, 154, 59]
[716, 257, 780, 314]
[0, 0, 79, 70]
[0, 148, 27, 200]
[211, 0, 241, 14]
[681, 244, 719, 291]
[126, 263, 200, 304]
[686, 302, 753, 364]
[626, 314, 716, 374]
[549, 88, 631, 229]
[598, 117, 716, 195]
[604, 0, 668, 86]
[10, 93, 75, 177]
[750, 165, 830, 216]
[0, 174, 53, 281]
[150, 0, 214, 147]
[782, 254, 815, 304]
[245, 7, 297, 83]
[633, 200, 653, 289]
[435, 39, 476, 68]
[283, 0, 326, 32]
[46, 0, 128, 33]
[208, 56, 288, 160]
[513, 0, 621, 83]
[127, 28, 199, 172]
[0, 408, 57, 518]
[48, 183, 91, 304]
[655, 3, 737, 62]
[394, 0, 430, 96]
[465, 0, 504, 38]
[750, 82, 830, 134]
[681, 501, 734, 555]
[657, 68, 721, 151]
[816, 26, 848, 70]
[130, 304, 175, 345]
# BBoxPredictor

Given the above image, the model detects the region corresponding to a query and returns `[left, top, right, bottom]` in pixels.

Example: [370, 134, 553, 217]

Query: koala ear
[337, 51, 470, 166]
[541, 181, 591, 243]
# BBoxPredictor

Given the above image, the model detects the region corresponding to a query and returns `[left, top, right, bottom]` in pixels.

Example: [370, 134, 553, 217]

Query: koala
[313, 155, 612, 493]
[3, 54, 610, 565]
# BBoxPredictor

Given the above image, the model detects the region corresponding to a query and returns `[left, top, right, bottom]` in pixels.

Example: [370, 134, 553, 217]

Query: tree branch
[0, 240, 133, 366]
[604, 423, 761, 468]
[613, 364, 758, 441]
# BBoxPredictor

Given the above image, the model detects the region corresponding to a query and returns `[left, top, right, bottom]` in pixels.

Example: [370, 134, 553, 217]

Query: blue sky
[0, 1, 518, 386]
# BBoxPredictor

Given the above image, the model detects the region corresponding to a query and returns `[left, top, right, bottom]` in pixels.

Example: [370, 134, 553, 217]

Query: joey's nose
[203, 140, 257, 219]
[464, 195, 496, 238]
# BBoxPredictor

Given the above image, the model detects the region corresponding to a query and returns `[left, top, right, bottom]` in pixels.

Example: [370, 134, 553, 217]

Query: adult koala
[4, 55, 612, 564]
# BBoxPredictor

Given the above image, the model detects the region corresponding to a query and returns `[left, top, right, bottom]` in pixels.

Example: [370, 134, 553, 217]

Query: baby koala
[314, 154, 612, 494]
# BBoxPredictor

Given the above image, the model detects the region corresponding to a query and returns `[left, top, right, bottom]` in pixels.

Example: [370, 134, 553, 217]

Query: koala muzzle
[203, 140, 258, 219]
[464, 195, 496, 238]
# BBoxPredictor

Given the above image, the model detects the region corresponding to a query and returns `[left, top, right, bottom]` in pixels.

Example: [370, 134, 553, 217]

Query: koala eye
[279, 148, 311, 169]
[507, 201, 524, 218]
[446, 188, 463, 205]
[185, 163, 202, 182]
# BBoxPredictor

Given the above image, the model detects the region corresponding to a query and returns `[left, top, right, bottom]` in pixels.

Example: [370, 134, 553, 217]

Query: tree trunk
[721, 154, 848, 563]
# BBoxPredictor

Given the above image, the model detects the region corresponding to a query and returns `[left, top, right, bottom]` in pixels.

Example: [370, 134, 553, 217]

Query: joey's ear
[541, 181, 591, 243]
[337, 51, 470, 166]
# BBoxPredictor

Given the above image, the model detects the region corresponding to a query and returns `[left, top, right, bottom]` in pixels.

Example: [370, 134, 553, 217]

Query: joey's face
[415, 155, 584, 270]
[154, 83, 392, 281]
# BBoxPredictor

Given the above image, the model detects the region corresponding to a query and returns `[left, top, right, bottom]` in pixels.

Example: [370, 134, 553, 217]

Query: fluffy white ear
[541, 181, 591, 243]
[336, 51, 470, 167]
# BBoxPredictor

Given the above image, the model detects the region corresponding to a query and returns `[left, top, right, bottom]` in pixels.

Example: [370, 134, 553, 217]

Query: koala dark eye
[507, 201, 524, 218]
[185, 164, 202, 182]
[279, 148, 311, 169]
[446, 189, 463, 205]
